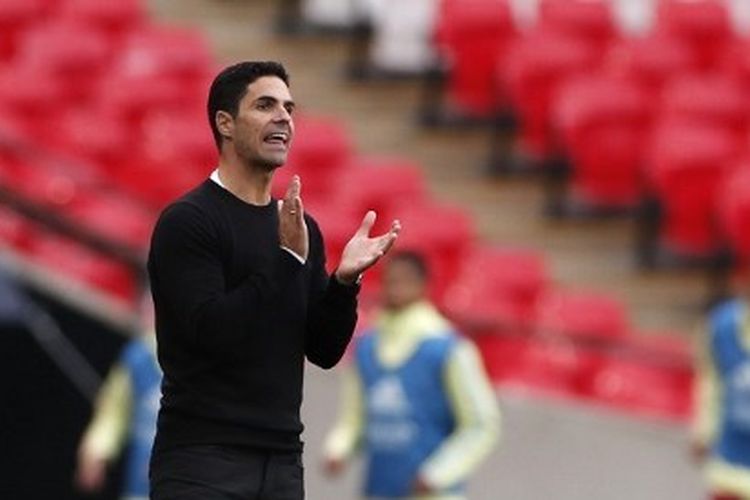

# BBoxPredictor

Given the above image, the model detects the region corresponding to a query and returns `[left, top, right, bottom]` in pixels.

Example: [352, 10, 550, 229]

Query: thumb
[356, 210, 376, 237]
[277, 199, 284, 213]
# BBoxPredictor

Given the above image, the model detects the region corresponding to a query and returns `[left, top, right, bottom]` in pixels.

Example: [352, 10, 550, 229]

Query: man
[75, 331, 160, 500]
[692, 297, 750, 500]
[147, 61, 400, 500]
[75, 295, 160, 500]
[323, 251, 500, 499]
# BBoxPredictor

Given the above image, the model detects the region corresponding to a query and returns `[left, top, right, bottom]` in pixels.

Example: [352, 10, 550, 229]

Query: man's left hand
[335, 211, 400, 285]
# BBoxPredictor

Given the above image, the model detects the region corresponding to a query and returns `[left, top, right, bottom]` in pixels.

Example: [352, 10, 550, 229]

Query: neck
[217, 150, 275, 205]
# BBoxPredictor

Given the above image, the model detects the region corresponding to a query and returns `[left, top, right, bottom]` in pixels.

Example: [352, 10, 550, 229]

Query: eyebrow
[255, 95, 296, 108]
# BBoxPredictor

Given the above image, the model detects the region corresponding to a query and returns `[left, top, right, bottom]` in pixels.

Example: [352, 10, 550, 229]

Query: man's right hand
[278, 175, 309, 262]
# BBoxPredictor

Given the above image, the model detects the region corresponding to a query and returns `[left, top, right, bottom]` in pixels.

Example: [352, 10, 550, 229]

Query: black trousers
[150, 444, 305, 500]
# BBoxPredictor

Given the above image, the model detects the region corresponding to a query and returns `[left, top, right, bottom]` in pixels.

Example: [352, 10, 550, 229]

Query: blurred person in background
[148, 61, 400, 500]
[322, 251, 500, 499]
[692, 290, 750, 500]
[76, 295, 160, 500]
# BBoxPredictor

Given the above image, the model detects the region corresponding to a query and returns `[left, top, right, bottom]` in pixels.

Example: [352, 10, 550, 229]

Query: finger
[285, 175, 300, 203]
[294, 195, 305, 221]
[378, 231, 398, 256]
[277, 199, 284, 214]
[356, 210, 376, 237]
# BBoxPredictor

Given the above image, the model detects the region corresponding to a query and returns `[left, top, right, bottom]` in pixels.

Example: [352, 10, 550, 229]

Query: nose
[274, 105, 292, 123]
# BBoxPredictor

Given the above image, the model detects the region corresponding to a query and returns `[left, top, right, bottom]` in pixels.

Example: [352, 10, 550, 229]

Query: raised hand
[278, 175, 309, 261]
[335, 211, 401, 285]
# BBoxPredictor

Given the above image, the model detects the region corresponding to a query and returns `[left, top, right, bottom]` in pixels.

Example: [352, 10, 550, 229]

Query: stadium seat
[0, 205, 35, 252]
[656, 0, 733, 69]
[27, 231, 136, 301]
[0, 0, 46, 61]
[16, 21, 114, 103]
[383, 200, 475, 301]
[537, 0, 616, 45]
[66, 192, 156, 250]
[553, 74, 653, 209]
[717, 162, 750, 267]
[659, 74, 749, 143]
[443, 245, 548, 333]
[331, 156, 428, 224]
[535, 289, 630, 343]
[57, 0, 146, 38]
[581, 350, 693, 420]
[604, 34, 699, 91]
[501, 32, 600, 159]
[281, 116, 353, 200]
[116, 25, 214, 82]
[646, 121, 739, 257]
[433, 0, 516, 117]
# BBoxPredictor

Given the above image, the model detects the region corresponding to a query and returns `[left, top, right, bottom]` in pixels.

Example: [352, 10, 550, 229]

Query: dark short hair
[388, 250, 429, 282]
[207, 61, 290, 149]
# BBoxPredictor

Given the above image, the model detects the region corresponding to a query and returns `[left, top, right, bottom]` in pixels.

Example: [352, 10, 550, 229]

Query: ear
[215, 110, 234, 142]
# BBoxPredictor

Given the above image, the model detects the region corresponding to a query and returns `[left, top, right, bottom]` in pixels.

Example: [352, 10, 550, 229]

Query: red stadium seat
[0, 66, 67, 128]
[535, 289, 630, 342]
[605, 35, 700, 91]
[58, 0, 146, 38]
[538, 0, 615, 45]
[383, 200, 475, 301]
[330, 156, 428, 223]
[501, 32, 600, 159]
[553, 74, 653, 208]
[660, 74, 749, 142]
[66, 192, 156, 250]
[721, 38, 750, 90]
[582, 351, 693, 420]
[0, 205, 35, 252]
[717, 163, 750, 266]
[647, 121, 739, 256]
[656, 0, 733, 69]
[0, 0, 46, 61]
[280, 116, 353, 200]
[116, 25, 214, 81]
[434, 0, 516, 116]
[16, 21, 114, 103]
[27, 232, 136, 301]
[42, 107, 132, 172]
[443, 245, 548, 333]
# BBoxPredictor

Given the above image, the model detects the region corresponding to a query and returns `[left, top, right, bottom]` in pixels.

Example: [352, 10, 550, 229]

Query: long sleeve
[419, 340, 501, 490]
[323, 366, 365, 461]
[693, 324, 721, 449]
[149, 202, 303, 355]
[80, 364, 133, 462]
[304, 218, 359, 369]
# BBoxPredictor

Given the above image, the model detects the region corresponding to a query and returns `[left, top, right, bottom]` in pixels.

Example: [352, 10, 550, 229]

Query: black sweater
[147, 179, 359, 452]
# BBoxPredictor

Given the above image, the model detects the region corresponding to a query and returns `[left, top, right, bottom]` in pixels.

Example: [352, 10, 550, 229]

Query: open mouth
[263, 132, 289, 146]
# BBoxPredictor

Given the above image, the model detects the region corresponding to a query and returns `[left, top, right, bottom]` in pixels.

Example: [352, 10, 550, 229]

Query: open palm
[335, 211, 401, 285]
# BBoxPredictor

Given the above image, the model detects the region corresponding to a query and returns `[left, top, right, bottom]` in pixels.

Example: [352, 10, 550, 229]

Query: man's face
[382, 260, 427, 311]
[228, 76, 295, 170]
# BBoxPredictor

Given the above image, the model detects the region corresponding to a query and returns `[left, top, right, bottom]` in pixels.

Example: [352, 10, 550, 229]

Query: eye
[285, 104, 295, 116]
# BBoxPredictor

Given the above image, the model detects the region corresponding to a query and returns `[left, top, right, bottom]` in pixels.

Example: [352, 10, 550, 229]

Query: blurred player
[323, 251, 500, 499]
[693, 295, 750, 500]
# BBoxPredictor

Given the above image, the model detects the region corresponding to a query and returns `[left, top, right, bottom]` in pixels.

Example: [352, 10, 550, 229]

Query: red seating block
[58, 0, 146, 38]
[554, 74, 652, 208]
[434, 0, 516, 116]
[0, 0, 46, 61]
[656, 0, 733, 69]
[605, 35, 700, 91]
[660, 74, 749, 142]
[647, 121, 739, 256]
[535, 289, 630, 342]
[718, 163, 750, 266]
[27, 231, 136, 301]
[501, 33, 600, 158]
[538, 0, 615, 45]
[443, 245, 548, 333]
